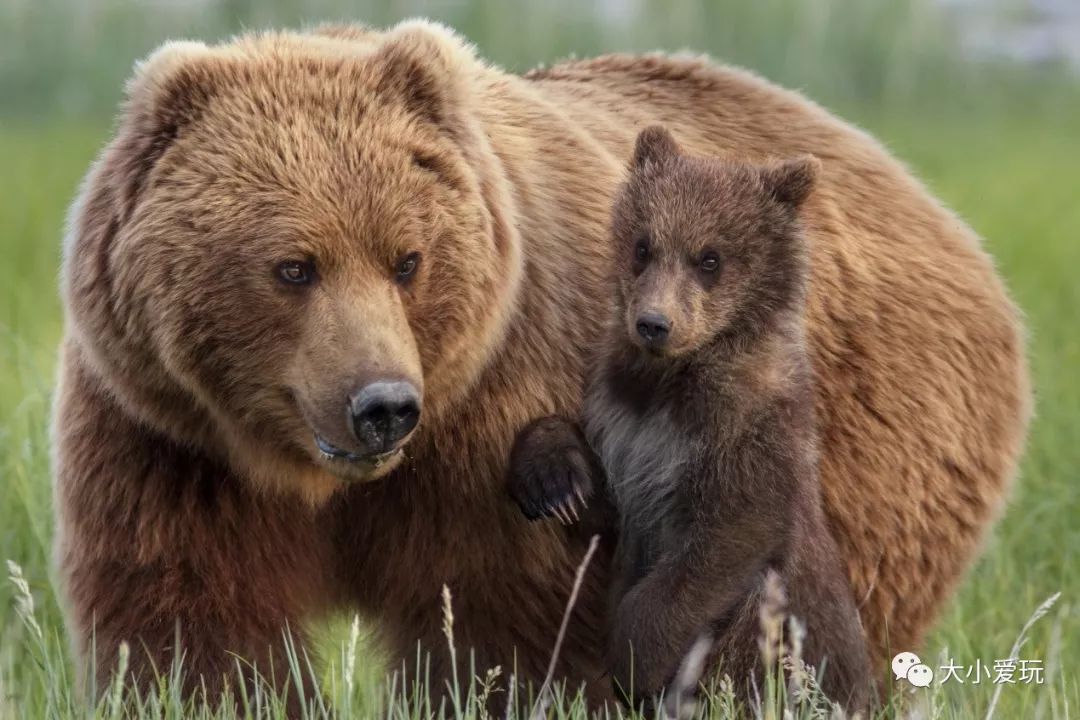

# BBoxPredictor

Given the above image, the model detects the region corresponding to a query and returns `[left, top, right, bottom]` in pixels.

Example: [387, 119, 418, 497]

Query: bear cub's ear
[632, 125, 681, 171]
[762, 154, 821, 208]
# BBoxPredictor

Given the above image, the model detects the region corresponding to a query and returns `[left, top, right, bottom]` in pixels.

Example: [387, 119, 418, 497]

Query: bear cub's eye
[277, 260, 315, 286]
[633, 236, 650, 264]
[395, 252, 422, 283]
[699, 252, 721, 273]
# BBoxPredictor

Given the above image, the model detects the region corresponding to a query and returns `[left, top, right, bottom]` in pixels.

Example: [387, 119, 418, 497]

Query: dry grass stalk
[663, 634, 714, 720]
[530, 534, 601, 720]
[985, 591, 1061, 720]
[759, 570, 788, 671]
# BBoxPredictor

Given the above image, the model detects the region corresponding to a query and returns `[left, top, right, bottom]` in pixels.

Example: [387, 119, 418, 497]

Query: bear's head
[610, 126, 817, 359]
[63, 22, 522, 502]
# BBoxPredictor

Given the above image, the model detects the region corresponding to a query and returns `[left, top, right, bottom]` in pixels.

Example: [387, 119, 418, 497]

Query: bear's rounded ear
[113, 41, 219, 220]
[762, 154, 821, 209]
[632, 126, 680, 171]
[373, 20, 478, 127]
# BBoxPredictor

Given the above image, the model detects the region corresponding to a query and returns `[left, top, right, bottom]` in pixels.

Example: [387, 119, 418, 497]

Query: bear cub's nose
[636, 312, 672, 346]
[349, 380, 421, 455]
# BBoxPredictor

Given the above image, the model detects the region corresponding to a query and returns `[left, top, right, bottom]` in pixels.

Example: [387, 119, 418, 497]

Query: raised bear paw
[507, 416, 596, 523]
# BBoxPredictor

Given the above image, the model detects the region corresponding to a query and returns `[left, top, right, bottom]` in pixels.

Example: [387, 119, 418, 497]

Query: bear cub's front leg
[507, 416, 600, 523]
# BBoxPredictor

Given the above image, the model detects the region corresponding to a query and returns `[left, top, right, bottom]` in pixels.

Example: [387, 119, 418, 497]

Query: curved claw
[567, 497, 581, 522]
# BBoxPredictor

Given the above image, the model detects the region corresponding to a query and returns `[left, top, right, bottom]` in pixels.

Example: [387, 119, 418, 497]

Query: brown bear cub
[508, 126, 873, 712]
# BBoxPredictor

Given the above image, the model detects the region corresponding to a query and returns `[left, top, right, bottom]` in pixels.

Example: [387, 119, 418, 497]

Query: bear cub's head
[610, 126, 818, 359]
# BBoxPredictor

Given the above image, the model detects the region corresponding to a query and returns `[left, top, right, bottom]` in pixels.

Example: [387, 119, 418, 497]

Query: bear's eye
[395, 252, 421, 283]
[277, 260, 315, 286]
[634, 237, 650, 263]
[699, 252, 721, 273]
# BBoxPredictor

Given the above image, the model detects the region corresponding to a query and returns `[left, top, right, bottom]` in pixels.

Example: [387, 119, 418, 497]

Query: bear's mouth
[314, 434, 402, 468]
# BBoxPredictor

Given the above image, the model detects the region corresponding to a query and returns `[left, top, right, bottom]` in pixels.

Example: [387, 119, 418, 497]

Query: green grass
[1, 20, 1079, 720]
[867, 110, 1080, 718]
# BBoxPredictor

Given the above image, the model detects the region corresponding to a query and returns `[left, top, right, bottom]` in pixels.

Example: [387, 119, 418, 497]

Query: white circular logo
[907, 663, 934, 687]
[892, 651, 922, 680]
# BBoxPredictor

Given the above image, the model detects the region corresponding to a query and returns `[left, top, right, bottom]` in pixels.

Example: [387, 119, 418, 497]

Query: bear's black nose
[636, 312, 671, 346]
[348, 380, 421, 456]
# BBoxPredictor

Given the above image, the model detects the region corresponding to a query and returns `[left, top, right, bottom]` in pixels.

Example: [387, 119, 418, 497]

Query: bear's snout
[635, 311, 672, 348]
[348, 380, 421, 455]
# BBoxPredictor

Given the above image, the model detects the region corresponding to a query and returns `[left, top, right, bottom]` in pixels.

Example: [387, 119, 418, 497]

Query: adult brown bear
[54, 20, 1030, 706]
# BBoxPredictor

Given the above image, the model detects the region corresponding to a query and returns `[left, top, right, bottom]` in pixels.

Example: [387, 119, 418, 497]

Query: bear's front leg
[53, 362, 333, 712]
[507, 416, 598, 523]
[61, 550, 325, 710]
[506, 416, 620, 541]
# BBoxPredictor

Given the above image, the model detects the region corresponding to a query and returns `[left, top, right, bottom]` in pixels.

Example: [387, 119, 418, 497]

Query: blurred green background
[1, 0, 1077, 717]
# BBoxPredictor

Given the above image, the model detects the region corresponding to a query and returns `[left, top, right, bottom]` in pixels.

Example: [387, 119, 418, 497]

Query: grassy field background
[1, 0, 1077, 717]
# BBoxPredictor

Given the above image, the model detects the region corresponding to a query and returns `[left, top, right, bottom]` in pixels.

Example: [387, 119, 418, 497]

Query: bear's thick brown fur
[54, 20, 1030, 707]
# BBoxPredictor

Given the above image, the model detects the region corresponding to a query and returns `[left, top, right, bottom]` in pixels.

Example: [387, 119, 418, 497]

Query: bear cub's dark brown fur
[508, 126, 873, 712]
